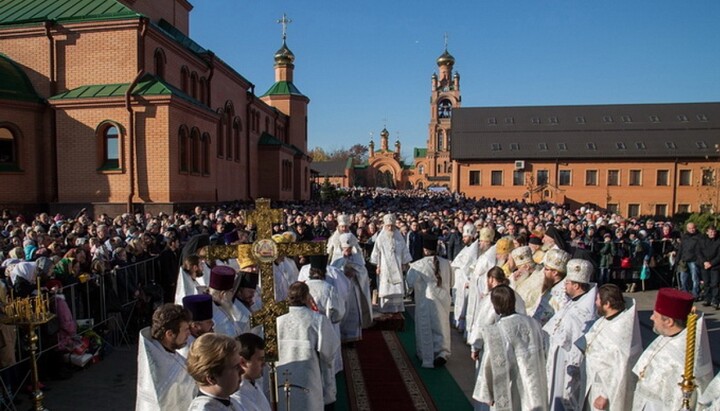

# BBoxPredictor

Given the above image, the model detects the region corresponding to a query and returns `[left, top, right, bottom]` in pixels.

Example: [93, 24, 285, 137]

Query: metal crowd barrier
[0, 256, 159, 409]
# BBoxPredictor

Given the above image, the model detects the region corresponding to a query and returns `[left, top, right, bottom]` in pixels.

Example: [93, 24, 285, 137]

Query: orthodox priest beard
[541, 274, 557, 293]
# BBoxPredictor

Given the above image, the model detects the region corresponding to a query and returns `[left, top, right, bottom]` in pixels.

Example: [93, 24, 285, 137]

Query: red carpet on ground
[344, 327, 437, 411]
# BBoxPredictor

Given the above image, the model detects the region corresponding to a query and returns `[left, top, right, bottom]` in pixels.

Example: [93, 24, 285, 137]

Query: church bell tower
[427, 34, 460, 185]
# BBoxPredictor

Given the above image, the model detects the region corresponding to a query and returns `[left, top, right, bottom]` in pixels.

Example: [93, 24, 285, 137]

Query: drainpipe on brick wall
[44, 20, 58, 203]
[126, 19, 148, 214]
[204, 52, 215, 105]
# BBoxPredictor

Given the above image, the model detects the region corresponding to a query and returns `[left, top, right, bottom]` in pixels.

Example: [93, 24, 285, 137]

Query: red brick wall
[457, 159, 719, 216]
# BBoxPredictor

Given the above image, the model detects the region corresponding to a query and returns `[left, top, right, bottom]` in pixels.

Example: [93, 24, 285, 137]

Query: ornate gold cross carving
[204, 198, 326, 361]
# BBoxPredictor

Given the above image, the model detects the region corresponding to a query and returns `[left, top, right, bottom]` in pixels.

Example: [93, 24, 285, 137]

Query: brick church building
[0, 0, 312, 216]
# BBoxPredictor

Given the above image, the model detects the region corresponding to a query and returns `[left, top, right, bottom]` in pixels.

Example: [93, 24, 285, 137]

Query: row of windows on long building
[468, 168, 716, 187]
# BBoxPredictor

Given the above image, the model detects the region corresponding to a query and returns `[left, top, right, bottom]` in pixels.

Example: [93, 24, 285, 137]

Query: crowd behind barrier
[0, 188, 717, 406]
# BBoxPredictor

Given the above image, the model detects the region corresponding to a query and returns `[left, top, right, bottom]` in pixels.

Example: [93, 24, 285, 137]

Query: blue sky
[190, 1, 720, 161]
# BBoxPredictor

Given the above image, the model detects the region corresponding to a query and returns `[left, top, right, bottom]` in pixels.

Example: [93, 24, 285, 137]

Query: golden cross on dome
[204, 198, 326, 361]
[277, 13, 292, 41]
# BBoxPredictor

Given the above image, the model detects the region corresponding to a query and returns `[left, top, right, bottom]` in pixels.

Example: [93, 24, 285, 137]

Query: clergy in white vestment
[510, 246, 545, 316]
[370, 213, 412, 313]
[468, 267, 526, 411]
[327, 214, 361, 264]
[472, 285, 549, 411]
[232, 333, 272, 411]
[575, 284, 641, 411]
[208, 265, 244, 338]
[544, 259, 598, 411]
[233, 270, 263, 337]
[135, 303, 196, 411]
[532, 248, 571, 326]
[467, 267, 526, 346]
[277, 282, 341, 411]
[186, 333, 246, 411]
[178, 294, 215, 358]
[270, 232, 297, 302]
[466, 235, 512, 341]
[450, 224, 485, 331]
[632, 288, 714, 411]
[331, 233, 373, 342]
[508, 246, 535, 290]
[175, 254, 212, 304]
[699, 371, 720, 411]
[406, 234, 452, 368]
[304, 254, 346, 373]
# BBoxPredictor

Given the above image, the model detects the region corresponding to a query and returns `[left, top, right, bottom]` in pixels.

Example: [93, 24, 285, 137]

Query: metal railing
[0, 256, 160, 409]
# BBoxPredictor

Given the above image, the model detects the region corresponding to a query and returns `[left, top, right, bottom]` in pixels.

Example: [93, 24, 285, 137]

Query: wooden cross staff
[204, 198, 326, 361]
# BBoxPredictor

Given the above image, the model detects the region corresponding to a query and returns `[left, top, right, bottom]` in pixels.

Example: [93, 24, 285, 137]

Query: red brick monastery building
[0, 0, 312, 215]
[314, 46, 720, 217]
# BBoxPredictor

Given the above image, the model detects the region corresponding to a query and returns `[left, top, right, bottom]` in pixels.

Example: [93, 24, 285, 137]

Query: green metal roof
[258, 132, 283, 146]
[258, 132, 305, 156]
[155, 19, 207, 55]
[48, 73, 212, 113]
[0, 0, 141, 26]
[260, 81, 305, 97]
[413, 147, 427, 158]
[0, 53, 41, 102]
[49, 74, 172, 100]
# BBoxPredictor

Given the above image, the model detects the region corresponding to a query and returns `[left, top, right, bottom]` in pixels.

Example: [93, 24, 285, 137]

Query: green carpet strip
[396, 315, 473, 411]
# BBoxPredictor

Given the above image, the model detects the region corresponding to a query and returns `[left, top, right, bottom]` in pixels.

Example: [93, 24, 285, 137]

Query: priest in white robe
[532, 248, 571, 326]
[544, 259, 598, 411]
[327, 214, 361, 264]
[174, 254, 212, 304]
[472, 285, 548, 411]
[233, 270, 263, 337]
[370, 213, 412, 313]
[466, 235, 511, 341]
[186, 333, 246, 411]
[331, 233, 373, 342]
[632, 288, 714, 411]
[450, 224, 486, 331]
[699, 371, 720, 411]
[406, 234, 452, 368]
[277, 282, 340, 411]
[208, 265, 244, 337]
[467, 267, 526, 346]
[136, 303, 196, 411]
[233, 333, 272, 411]
[575, 284, 641, 411]
[178, 293, 215, 358]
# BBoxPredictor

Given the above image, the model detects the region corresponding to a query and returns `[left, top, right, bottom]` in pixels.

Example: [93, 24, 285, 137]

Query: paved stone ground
[7, 288, 719, 410]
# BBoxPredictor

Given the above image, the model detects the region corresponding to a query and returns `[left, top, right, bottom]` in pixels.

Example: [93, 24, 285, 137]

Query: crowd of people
[1, 188, 720, 410]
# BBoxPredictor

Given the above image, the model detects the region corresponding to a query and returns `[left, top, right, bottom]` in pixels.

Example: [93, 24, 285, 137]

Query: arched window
[225, 102, 234, 160]
[0, 125, 19, 170]
[190, 72, 198, 99]
[418, 165, 424, 175]
[180, 66, 189, 93]
[233, 118, 241, 161]
[265, 117, 270, 133]
[191, 128, 200, 173]
[101, 124, 120, 169]
[201, 133, 210, 175]
[199, 77, 206, 105]
[179, 126, 189, 173]
[153, 48, 166, 79]
[217, 109, 225, 157]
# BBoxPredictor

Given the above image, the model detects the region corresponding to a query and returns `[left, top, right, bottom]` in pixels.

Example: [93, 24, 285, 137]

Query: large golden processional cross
[204, 198, 326, 361]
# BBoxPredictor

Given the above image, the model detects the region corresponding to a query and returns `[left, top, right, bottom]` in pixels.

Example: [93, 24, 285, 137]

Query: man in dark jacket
[677, 223, 702, 298]
[407, 221, 424, 262]
[699, 226, 720, 309]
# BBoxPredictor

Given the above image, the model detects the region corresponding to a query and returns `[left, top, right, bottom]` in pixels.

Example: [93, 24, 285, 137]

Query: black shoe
[715, 303, 720, 310]
[703, 301, 712, 307]
[433, 357, 447, 368]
